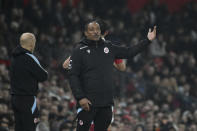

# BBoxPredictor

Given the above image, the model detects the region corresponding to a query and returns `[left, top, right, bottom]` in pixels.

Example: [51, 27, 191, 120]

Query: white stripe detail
[101, 37, 106, 41]
[111, 106, 114, 123]
[26, 53, 48, 73]
[77, 108, 83, 114]
[80, 46, 88, 50]
[32, 96, 36, 114]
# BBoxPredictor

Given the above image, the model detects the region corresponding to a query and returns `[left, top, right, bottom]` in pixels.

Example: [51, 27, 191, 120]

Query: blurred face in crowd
[0, 117, 9, 128]
[153, 75, 160, 85]
[85, 22, 101, 41]
[179, 124, 186, 131]
[135, 126, 143, 131]
[0, 104, 8, 114]
[50, 105, 58, 114]
[194, 110, 197, 121]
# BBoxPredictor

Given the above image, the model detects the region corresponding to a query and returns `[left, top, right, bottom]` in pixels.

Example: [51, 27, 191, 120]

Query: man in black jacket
[69, 20, 156, 131]
[10, 33, 48, 131]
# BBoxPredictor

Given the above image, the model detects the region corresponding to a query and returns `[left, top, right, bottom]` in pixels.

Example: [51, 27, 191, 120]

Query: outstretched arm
[112, 26, 157, 59]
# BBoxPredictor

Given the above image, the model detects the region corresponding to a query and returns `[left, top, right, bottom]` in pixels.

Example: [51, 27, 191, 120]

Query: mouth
[93, 35, 100, 38]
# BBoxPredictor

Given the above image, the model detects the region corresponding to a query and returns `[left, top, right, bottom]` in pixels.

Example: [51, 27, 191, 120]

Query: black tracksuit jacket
[10, 46, 48, 96]
[69, 38, 151, 107]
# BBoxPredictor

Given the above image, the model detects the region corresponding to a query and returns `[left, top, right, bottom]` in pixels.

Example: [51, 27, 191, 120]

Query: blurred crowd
[0, 0, 197, 130]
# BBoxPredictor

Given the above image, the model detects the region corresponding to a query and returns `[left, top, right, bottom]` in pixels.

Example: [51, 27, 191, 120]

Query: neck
[21, 45, 33, 53]
[86, 37, 100, 41]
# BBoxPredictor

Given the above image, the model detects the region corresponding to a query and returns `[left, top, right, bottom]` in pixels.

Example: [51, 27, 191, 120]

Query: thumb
[154, 26, 157, 33]
[149, 28, 151, 33]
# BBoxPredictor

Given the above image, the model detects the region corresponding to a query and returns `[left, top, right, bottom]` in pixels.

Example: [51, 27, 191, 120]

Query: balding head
[20, 33, 36, 53]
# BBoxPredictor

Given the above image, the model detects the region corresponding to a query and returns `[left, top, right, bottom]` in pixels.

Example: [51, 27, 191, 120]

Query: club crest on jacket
[104, 47, 109, 54]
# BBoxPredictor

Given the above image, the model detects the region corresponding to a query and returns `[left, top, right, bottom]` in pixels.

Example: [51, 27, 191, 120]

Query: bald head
[20, 33, 36, 53]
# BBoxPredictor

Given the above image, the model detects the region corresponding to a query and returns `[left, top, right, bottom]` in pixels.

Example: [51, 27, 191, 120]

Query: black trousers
[76, 106, 112, 131]
[11, 95, 38, 131]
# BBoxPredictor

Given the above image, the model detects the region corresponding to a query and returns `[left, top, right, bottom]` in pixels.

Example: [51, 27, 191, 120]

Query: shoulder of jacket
[14, 54, 32, 66]
[72, 44, 88, 56]
[18, 53, 29, 60]
[74, 42, 88, 50]
[22, 53, 38, 65]
[79, 45, 88, 50]
[103, 40, 113, 47]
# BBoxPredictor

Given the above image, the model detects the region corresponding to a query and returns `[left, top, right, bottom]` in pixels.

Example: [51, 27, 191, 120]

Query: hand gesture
[79, 98, 92, 111]
[62, 56, 71, 69]
[147, 26, 157, 41]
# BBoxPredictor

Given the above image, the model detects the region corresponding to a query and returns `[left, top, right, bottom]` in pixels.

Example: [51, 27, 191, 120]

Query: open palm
[147, 26, 157, 41]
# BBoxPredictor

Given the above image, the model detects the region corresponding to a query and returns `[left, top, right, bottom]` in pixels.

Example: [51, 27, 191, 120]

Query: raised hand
[147, 26, 157, 41]
[62, 56, 71, 69]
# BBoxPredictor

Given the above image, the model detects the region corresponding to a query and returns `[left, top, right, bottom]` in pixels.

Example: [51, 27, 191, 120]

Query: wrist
[145, 38, 152, 44]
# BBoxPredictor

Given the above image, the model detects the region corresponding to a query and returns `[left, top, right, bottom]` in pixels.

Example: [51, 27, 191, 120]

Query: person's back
[10, 46, 47, 95]
[10, 33, 48, 131]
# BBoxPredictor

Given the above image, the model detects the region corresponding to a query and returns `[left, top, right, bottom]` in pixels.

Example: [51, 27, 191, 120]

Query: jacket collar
[12, 45, 32, 57]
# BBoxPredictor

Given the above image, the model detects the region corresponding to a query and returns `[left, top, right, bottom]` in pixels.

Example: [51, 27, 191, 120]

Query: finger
[88, 100, 92, 105]
[153, 26, 157, 33]
[87, 104, 90, 111]
[149, 28, 151, 33]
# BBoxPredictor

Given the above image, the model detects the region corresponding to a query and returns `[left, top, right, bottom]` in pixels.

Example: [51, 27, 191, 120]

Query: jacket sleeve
[68, 48, 86, 101]
[112, 38, 151, 59]
[25, 55, 48, 82]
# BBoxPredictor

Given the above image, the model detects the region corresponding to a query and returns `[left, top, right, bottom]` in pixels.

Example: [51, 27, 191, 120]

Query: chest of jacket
[80, 44, 115, 71]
